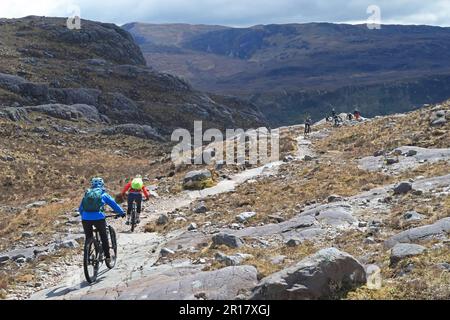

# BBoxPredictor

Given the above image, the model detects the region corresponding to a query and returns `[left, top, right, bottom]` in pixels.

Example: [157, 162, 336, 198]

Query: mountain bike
[83, 215, 118, 284]
[333, 115, 343, 127]
[130, 202, 138, 232]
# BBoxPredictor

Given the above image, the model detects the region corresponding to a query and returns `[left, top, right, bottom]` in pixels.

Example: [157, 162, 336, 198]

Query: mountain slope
[125, 22, 450, 123]
[0, 16, 267, 133]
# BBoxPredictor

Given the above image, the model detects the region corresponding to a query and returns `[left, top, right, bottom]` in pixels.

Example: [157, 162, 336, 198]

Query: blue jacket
[79, 189, 125, 221]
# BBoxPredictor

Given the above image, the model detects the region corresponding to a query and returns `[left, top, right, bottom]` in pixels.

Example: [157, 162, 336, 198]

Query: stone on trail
[212, 233, 244, 248]
[327, 195, 343, 203]
[215, 252, 253, 266]
[160, 248, 175, 257]
[77, 266, 258, 300]
[250, 248, 366, 300]
[390, 243, 426, 266]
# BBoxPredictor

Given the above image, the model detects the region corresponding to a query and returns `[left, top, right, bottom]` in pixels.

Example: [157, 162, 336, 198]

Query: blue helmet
[91, 177, 104, 189]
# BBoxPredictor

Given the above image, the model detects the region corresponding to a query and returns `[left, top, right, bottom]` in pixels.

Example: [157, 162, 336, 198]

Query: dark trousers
[127, 192, 142, 217]
[82, 220, 110, 259]
[304, 124, 311, 134]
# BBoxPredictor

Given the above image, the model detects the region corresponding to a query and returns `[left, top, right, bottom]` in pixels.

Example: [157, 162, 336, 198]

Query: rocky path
[30, 130, 313, 300]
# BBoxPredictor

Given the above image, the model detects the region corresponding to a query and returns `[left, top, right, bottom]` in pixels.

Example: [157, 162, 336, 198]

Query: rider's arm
[102, 194, 125, 216]
[121, 181, 131, 197]
[142, 185, 150, 200]
[78, 200, 84, 216]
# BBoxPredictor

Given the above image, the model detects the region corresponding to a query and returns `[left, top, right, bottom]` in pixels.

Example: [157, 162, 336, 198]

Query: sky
[0, 0, 449, 27]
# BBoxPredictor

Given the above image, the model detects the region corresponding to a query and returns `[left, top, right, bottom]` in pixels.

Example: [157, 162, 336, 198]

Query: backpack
[131, 178, 143, 190]
[82, 188, 103, 212]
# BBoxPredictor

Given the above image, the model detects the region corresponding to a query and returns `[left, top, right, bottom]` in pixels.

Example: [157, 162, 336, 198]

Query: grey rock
[215, 252, 253, 266]
[184, 170, 212, 183]
[385, 217, 450, 248]
[270, 255, 286, 265]
[327, 195, 343, 203]
[77, 266, 258, 300]
[25, 200, 47, 209]
[390, 243, 426, 265]
[236, 212, 256, 223]
[406, 150, 418, 157]
[21, 231, 33, 238]
[316, 206, 355, 226]
[403, 211, 424, 222]
[15, 257, 27, 264]
[436, 262, 450, 271]
[286, 238, 301, 247]
[54, 239, 79, 250]
[250, 248, 366, 300]
[393, 182, 413, 195]
[160, 248, 175, 257]
[193, 202, 208, 214]
[303, 155, 313, 161]
[212, 233, 244, 248]
[187, 223, 198, 231]
[431, 117, 447, 126]
[386, 157, 399, 165]
[156, 213, 169, 226]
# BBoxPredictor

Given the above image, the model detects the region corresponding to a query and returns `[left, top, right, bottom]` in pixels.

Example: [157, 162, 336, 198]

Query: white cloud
[0, 0, 449, 27]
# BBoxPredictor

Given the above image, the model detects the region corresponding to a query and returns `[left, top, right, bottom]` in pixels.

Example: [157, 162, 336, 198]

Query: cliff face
[0, 16, 267, 133]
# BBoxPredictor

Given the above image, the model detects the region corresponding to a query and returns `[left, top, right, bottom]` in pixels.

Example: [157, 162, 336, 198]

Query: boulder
[193, 202, 208, 214]
[286, 238, 301, 247]
[156, 213, 169, 226]
[393, 182, 412, 195]
[385, 217, 450, 248]
[212, 233, 244, 248]
[183, 170, 213, 190]
[78, 266, 258, 300]
[403, 211, 424, 222]
[236, 212, 256, 223]
[250, 248, 366, 300]
[390, 243, 426, 265]
[215, 252, 253, 266]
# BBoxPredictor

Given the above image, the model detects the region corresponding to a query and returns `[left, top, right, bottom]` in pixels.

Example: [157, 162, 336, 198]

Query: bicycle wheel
[130, 203, 136, 232]
[83, 237, 100, 284]
[106, 226, 117, 269]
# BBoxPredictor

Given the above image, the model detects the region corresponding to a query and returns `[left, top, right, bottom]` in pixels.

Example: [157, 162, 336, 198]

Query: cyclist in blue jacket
[79, 177, 125, 265]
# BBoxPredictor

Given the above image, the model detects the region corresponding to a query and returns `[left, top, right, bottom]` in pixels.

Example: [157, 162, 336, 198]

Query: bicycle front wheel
[106, 226, 117, 269]
[83, 237, 100, 284]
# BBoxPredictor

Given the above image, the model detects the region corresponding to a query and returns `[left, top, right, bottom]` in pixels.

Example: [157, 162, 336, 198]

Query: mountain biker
[304, 117, 312, 136]
[121, 175, 150, 225]
[354, 109, 361, 121]
[79, 177, 125, 265]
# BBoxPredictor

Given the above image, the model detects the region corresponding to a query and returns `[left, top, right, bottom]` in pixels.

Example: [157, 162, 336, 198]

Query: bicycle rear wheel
[106, 226, 117, 269]
[83, 237, 100, 284]
[130, 203, 137, 232]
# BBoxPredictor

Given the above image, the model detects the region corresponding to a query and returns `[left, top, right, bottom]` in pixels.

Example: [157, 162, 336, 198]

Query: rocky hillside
[1, 98, 448, 300]
[0, 16, 267, 133]
[125, 22, 450, 124]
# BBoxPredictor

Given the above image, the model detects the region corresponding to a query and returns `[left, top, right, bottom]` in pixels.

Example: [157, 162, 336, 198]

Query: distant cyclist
[354, 108, 361, 121]
[304, 117, 312, 136]
[121, 175, 150, 225]
[79, 178, 125, 265]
